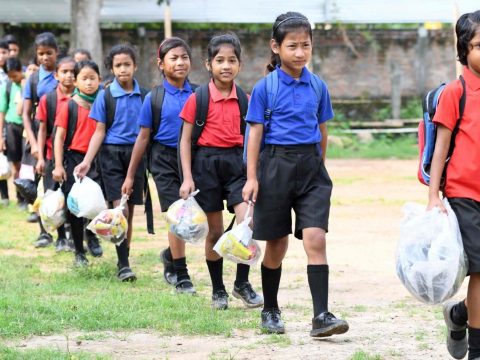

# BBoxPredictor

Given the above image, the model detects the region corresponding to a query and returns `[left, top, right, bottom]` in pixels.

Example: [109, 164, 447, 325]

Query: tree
[70, 0, 103, 65]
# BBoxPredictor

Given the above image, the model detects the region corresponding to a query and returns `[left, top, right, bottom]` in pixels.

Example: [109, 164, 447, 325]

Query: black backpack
[29, 71, 40, 121]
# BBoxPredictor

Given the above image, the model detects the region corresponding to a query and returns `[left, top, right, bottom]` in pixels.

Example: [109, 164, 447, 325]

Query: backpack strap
[45, 90, 58, 138]
[192, 84, 209, 146]
[310, 73, 323, 103]
[5, 80, 12, 106]
[264, 71, 279, 122]
[30, 71, 40, 116]
[150, 85, 166, 140]
[104, 87, 116, 130]
[64, 100, 79, 150]
[236, 85, 248, 136]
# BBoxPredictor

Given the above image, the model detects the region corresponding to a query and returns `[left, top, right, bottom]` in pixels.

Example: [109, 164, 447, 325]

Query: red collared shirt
[434, 66, 480, 201]
[179, 80, 245, 147]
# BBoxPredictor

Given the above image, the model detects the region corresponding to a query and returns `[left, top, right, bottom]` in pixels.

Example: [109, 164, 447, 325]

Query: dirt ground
[7, 159, 465, 359]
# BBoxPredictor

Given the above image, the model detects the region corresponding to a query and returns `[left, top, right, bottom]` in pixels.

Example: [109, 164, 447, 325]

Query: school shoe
[86, 235, 103, 257]
[310, 312, 349, 337]
[159, 248, 177, 285]
[74, 252, 89, 267]
[443, 300, 468, 359]
[118, 266, 137, 282]
[175, 279, 196, 295]
[55, 237, 69, 252]
[27, 212, 39, 223]
[261, 308, 285, 334]
[211, 289, 229, 310]
[34, 233, 53, 248]
[232, 282, 264, 308]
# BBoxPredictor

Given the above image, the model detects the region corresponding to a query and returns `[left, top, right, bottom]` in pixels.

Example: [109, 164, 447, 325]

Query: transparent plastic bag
[67, 175, 107, 219]
[166, 190, 208, 245]
[396, 198, 468, 305]
[0, 153, 11, 180]
[87, 195, 128, 245]
[39, 188, 66, 232]
[213, 203, 261, 265]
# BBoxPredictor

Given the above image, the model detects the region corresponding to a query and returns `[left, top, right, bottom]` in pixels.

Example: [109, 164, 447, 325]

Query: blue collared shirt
[89, 78, 144, 145]
[23, 65, 58, 100]
[137, 79, 193, 148]
[246, 66, 334, 145]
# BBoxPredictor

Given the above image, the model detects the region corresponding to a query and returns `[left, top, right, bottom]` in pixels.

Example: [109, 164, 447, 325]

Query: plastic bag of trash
[87, 195, 128, 245]
[67, 175, 107, 219]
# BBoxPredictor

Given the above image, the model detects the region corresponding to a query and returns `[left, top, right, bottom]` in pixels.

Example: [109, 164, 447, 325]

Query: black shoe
[310, 311, 349, 337]
[232, 282, 264, 308]
[118, 266, 137, 282]
[175, 279, 196, 295]
[55, 237, 69, 252]
[27, 212, 40, 223]
[87, 235, 103, 257]
[159, 248, 177, 285]
[74, 252, 89, 267]
[261, 308, 285, 334]
[34, 233, 53, 248]
[211, 289, 229, 310]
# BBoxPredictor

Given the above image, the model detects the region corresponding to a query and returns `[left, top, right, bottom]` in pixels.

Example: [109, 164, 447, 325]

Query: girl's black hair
[3, 34, 18, 46]
[34, 32, 58, 51]
[56, 56, 76, 71]
[5, 57, 22, 72]
[207, 33, 242, 64]
[104, 44, 137, 70]
[0, 41, 8, 50]
[267, 12, 312, 72]
[158, 37, 192, 61]
[74, 60, 100, 78]
[73, 48, 92, 60]
[456, 10, 480, 66]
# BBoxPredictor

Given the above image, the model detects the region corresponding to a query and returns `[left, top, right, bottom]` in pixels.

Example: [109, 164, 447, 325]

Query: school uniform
[36, 87, 71, 191]
[179, 80, 246, 213]
[89, 78, 145, 204]
[0, 81, 23, 163]
[433, 66, 480, 274]
[246, 66, 334, 240]
[138, 79, 192, 212]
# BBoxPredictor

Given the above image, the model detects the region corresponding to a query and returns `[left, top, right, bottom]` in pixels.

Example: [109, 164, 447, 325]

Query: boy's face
[7, 70, 23, 84]
[8, 44, 19, 58]
[36, 45, 57, 71]
[55, 61, 75, 88]
[467, 30, 480, 77]
[0, 48, 8, 67]
[271, 30, 312, 78]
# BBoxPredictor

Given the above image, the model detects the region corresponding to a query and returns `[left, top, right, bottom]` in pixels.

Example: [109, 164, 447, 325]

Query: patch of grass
[353, 305, 368, 312]
[414, 329, 426, 341]
[350, 350, 383, 360]
[262, 334, 292, 347]
[0, 345, 109, 360]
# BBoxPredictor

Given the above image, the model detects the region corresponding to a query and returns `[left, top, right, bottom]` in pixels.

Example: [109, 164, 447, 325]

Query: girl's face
[206, 45, 240, 86]
[271, 30, 312, 78]
[75, 66, 100, 96]
[36, 45, 57, 71]
[55, 61, 75, 89]
[111, 53, 136, 85]
[467, 30, 480, 77]
[158, 46, 191, 84]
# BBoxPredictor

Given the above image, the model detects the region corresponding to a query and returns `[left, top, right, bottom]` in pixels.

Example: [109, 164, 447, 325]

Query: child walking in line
[428, 11, 480, 360]
[74, 44, 146, 282]
[242, 12, 349, 336]
[52, 60, 102, 267]
[121, 37, 196, 294]
[22, 32, 60, 247]
[0, 40, 10, 205]
[179, 34, 263, 309]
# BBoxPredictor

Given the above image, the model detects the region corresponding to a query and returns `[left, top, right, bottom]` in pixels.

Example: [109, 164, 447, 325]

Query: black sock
[234, 263, 250, 287]
[308, 264, 329, 317]
[468, 326, 480, 360]
[38, 217, 47, 234]
[57, 224, 66, 239]
[206, 258, 225, 292]
[0, 180, 8, 199]
[261, 263, 281, 311]
[164, 247, 173, 262]
[452, 300, 468, 326]
[116, 241, 129, 268]
[69, 213, 85, 253]
[85, 228, 97, 241]
[173, 257, 190, 283]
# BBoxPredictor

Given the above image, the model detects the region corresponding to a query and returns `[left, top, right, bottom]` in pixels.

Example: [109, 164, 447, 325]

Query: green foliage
[0, 345, 109, 360]
[350, 351, 383, 360]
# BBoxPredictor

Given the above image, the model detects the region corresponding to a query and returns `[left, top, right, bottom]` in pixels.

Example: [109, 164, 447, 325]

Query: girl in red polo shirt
[52, 60, 101, 267]
[428, 10, 480, 360]
[179, 34, 263, 310]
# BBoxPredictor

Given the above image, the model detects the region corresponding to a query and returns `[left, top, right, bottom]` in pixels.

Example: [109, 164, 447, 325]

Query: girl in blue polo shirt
[74, 44, 145, 282]
[242, 12, 349, 337]
[121, 37, 196, 294]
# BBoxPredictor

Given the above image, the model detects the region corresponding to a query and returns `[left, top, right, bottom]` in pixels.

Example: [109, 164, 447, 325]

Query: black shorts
[42, 159, 57, 191]
[5, 122, 23, 163]
[98, 144, 144, 205]
[149, 142, 180, 212]
[192, 146, 245, 213]
[449, 198, 480, 274]
[253, 144, 332, 241]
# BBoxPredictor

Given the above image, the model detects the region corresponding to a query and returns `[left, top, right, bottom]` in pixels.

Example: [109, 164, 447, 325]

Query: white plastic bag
[0, 153, 11, 180]
[213, 203, 261, 265]
[67, 175, 107, 219]
[396, 198, 468, 305]
[39, 188, 66, 232]
[87, 195, 128, 245]
[166, 190, 208, 245]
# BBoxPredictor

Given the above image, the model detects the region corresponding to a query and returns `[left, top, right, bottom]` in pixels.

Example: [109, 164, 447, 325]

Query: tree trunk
[70, 0, 103, 66]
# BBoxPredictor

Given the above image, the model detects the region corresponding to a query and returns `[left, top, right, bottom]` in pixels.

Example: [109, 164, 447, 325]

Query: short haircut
[104, 44, 137, 70]
[6, 57, 22, 72]
[74, 60, 100, 78]
[34, 32, 58, 51]
[456, 10, 480, 66]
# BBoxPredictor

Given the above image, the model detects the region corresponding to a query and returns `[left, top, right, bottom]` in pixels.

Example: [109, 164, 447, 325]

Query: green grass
[0, 345, 109, 360]
[350, 350, 383, 360]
